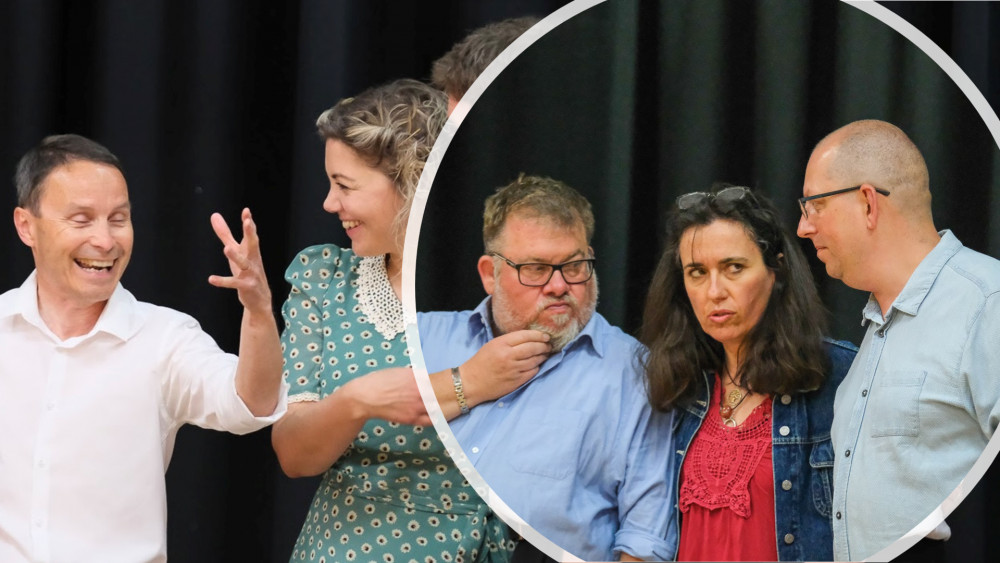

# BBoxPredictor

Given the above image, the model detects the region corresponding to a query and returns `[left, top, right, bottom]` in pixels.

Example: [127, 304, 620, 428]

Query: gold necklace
[719, 371, 751, 427]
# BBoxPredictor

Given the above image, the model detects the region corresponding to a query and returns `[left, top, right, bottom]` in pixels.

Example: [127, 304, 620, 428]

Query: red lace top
[677, 374, 778, 562]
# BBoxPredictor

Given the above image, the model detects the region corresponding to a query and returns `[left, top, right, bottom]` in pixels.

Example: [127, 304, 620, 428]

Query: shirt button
[46, 402, 56, 411]
[779, 425, 790, 436]
[861, 389, 868, 397]
[37, 460, 46, 469]
[780, 394, 792, 405]
[836, 511, 842, 519]
[784, 533, 795, 544]
[781, 480, 792, 491]
[497, 401, 505, 408]
[845, 449, 851, 457]
[471, 447, 480, 454]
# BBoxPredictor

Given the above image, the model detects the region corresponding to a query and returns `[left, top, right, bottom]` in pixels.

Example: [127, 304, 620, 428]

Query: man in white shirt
[0, 134, 287, 563]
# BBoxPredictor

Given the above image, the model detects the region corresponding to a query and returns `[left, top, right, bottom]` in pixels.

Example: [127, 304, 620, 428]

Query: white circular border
[404, 1, 605, 561]
[403, 1, 1000, 561]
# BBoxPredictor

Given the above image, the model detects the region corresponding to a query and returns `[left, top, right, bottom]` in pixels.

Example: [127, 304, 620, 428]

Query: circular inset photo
[408, 1, 1000, 561]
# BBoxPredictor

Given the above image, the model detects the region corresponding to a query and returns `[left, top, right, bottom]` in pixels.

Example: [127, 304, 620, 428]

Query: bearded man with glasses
[798, 119, 1000, 561]
[418, 174, 675, 562]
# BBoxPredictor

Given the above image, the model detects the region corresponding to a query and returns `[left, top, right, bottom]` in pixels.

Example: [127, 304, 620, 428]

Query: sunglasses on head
[676, 186, 752, 210]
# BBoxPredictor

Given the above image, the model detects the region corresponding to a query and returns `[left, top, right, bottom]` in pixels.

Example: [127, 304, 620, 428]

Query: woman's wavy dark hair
[639, 184, 828, 412]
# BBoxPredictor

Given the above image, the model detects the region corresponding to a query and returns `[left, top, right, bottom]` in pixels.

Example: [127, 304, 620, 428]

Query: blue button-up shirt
[831, 230, 1000, 561]
[418, 298, 676, 561]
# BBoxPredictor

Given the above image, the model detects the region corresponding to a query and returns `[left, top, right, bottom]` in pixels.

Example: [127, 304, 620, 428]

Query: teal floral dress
[282, 245, 514, 563]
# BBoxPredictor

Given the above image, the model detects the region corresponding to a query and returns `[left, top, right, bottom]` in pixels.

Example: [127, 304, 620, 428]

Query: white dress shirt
[0, 272, 287, 563]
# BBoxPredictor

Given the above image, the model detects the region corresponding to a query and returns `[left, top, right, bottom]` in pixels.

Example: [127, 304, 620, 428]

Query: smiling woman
[269, 79, 514, 563]
[321, 138, 404, 264]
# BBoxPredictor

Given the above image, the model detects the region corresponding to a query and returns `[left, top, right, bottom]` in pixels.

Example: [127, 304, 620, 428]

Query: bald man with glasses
[418, 174, 675, 562]
[797, 119, 1000, 561]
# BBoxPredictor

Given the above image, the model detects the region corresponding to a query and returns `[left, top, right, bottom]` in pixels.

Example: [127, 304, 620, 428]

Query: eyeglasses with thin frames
[798, 185, 890, 218]
[490, 252, 596, 287]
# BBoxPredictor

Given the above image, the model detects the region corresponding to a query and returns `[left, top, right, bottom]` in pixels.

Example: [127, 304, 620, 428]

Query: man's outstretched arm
[208, 208, 283, 416]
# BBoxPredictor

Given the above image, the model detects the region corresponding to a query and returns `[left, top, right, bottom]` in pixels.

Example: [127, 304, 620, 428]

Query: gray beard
[528, 317, 581, 353]
[491, 275, 599, 354]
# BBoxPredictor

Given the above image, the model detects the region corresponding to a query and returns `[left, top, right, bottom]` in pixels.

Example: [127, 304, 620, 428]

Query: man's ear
[13, 207, 35, 247]
[860, 183, 881, 230]
[478, 255, 496, 295]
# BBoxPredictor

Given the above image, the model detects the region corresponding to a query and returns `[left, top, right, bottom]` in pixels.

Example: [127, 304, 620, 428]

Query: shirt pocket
[869, 370, 927, 438]
[808, 440, 834, 517]
[507, 409, 586, 480]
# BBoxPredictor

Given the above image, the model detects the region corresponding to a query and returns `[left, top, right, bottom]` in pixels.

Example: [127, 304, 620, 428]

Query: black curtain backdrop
[0, 1, 996, 562]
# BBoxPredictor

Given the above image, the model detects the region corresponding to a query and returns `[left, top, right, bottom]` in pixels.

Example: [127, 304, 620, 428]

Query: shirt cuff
[227, 378, 289, 434]
[613, 528, 673, 561]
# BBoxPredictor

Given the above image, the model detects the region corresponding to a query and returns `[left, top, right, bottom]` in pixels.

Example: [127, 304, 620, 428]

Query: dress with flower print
[282, 244, 513, 563]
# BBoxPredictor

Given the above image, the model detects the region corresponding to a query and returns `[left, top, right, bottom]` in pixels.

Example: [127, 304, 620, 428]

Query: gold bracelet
[451, 366, 470, 415]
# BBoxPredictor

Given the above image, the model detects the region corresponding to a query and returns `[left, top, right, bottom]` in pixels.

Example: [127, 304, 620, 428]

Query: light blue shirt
[830, 230, 1000, 561]
[418, 298, 676, 562]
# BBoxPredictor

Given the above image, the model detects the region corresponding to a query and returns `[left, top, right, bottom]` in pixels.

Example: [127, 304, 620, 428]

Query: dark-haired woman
[639, 185, 856, 561]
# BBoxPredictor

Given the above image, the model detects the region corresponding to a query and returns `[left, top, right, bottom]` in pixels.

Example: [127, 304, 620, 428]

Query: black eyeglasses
[490, 252, 596, 287]
[676, 186, 752, 210]
[798, 185, 890, 218]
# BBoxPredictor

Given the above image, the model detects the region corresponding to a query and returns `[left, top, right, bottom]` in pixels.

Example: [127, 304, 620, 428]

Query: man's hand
[206, 207, 282, 416]
[460, 329, 552, 406]
[207, 207, 272, 315]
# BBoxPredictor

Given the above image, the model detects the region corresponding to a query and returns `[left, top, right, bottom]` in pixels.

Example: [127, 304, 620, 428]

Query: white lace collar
[356, 255, 404, 340]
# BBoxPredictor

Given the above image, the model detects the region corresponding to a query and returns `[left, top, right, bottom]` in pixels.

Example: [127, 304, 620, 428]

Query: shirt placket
[461, 347, 562, 465]
[30, 345, 68, 563]
[460, 398, 508, 465]
[833, 319, 887, 561]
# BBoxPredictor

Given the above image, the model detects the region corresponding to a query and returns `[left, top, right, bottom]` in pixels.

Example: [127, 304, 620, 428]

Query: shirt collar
[861, 229, 962, 326]
[468, 296, 603, 358]
[1, 270, 143, 344]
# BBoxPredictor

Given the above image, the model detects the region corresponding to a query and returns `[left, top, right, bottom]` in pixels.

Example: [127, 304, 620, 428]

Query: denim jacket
[669, 339, 857, 561]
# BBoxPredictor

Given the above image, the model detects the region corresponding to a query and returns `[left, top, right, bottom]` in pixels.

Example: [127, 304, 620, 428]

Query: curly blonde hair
[316, 78, 447, 237]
